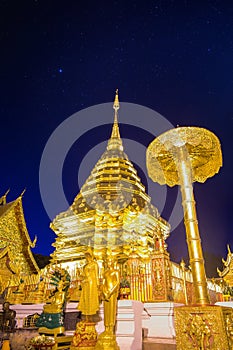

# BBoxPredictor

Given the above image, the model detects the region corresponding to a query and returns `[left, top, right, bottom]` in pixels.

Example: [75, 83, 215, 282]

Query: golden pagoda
[0, 191, 39, 293]
[50, 90, 171, 302]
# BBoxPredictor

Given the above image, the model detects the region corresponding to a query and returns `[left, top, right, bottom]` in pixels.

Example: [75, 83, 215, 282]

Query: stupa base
[174, 305, 233, 350]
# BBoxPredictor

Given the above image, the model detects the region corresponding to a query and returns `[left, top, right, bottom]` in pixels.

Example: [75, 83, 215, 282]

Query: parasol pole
[146, 127, 232, 350]
[176, 146, 209, 305]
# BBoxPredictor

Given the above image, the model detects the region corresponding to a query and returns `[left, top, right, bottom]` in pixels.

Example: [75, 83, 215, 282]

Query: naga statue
[35, 266, 70, 334]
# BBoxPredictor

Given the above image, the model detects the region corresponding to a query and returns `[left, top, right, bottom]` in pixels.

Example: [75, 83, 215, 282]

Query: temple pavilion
[0, 191, 39, 294]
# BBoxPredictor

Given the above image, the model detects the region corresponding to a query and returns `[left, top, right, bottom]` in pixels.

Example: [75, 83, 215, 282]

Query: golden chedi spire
[107, 89, 123, 152]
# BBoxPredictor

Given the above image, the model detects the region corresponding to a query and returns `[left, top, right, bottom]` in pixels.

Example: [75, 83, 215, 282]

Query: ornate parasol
[146, 126, 223, 305]
[146, 126, 222, 186]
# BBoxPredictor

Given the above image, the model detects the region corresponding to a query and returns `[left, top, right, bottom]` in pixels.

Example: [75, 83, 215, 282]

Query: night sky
[0, 1, 232, 276]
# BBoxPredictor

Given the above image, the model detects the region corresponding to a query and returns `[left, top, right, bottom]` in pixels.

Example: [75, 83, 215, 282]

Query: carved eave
[217, 246, 233, 285]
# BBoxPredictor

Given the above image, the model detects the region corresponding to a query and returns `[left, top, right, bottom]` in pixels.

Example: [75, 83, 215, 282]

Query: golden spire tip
[113, 89, 120, 111]
[107, 89, 123, 150]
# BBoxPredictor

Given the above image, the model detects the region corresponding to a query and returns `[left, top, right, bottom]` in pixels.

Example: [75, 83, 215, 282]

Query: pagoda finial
[107, 89, 123, 151]
[113, 89, 120, 112]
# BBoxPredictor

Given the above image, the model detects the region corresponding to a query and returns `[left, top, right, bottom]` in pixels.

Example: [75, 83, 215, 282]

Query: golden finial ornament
[107, 89, 123, 151]
[113, 89, 120, 111]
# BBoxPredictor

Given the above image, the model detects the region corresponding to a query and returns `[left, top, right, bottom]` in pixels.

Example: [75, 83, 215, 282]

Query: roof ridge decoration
[0, 189, 10, 205]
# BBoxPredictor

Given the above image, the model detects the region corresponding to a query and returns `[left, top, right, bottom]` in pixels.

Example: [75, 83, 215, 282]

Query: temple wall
[3, 258, 223, 305]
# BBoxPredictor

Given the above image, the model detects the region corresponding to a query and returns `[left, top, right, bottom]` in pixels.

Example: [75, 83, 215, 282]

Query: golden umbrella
[146, 126, 222, 305]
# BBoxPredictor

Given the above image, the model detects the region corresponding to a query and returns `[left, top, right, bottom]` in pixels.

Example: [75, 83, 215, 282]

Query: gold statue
[11, 278, 25, 304]
[72, 250, 99, 349]
[95, 256, 120, 350]
[78, 250, 99, 319]
[35, 269, 70, 334]
[102, 257, 120, 334]
[43, 279, 65, 313]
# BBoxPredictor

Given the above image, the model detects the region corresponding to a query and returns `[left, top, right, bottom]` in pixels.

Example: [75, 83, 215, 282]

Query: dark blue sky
[0, 1, 232, 274]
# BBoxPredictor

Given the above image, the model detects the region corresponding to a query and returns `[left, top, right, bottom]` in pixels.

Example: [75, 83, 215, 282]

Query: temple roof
[51, 91, 170, 262]
[0, 192, 39, 274]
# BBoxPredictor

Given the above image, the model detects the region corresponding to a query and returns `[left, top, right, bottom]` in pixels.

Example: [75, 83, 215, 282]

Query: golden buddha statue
[78, 250, 99, 319]
[102, 256, 120, 334]
[43, 280, 65, 314]
[95, 256, 120, 350]
[71, 250, 99, 348]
